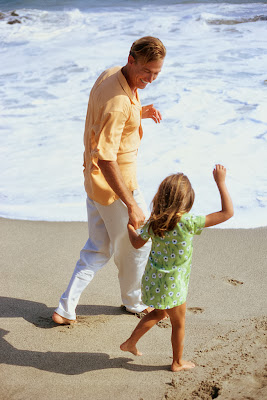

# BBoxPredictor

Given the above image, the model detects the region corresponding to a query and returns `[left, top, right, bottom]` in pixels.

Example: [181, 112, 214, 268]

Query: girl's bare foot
[120, 340, 142, 356]
[171, 360, 195, 372]
[52, 312, 76, 325]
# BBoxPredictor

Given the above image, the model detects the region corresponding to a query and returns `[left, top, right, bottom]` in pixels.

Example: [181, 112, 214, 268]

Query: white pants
[55, 189, 151, 319]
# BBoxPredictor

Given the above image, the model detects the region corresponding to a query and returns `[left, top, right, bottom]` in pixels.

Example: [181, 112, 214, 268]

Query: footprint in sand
[187, 307, 204, 315]
[226, 278, 244, 286]
[156, 319, 171, 328]
[76, 315, 112, 327]
[194, 381, 221, 399]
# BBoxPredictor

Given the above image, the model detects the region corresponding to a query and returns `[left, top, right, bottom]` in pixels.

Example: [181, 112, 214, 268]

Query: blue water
[1, 0, 266, 11]
[1, 1, 267, 227]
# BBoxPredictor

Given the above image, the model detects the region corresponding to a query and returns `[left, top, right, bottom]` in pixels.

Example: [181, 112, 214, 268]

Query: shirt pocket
[119, 104, 142, 152]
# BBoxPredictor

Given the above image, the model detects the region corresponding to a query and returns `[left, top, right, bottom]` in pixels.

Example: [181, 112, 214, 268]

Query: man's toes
[52, 312, 75, 325]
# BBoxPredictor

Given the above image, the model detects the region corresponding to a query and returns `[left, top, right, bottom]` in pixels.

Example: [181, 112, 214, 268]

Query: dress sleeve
[183, 214, 205, 235]
[139, 221, 151, 241]
[96, 111, 128, 161]
[191, 215, 206, 235]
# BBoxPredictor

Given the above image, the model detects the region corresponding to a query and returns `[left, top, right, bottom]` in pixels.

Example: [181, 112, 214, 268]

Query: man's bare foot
[52, 312, 76, 325]
[171, 360, 195, 372]
[137, 307, 168, 321]
[142, 306, 154, 314]
[144, 307, 169, 321]
[120, 340, 142, 356]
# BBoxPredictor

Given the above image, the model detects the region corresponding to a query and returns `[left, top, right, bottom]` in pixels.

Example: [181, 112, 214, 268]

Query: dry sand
[0, 218, 266, 400]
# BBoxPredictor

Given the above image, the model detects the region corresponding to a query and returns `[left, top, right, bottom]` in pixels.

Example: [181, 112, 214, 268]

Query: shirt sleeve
[139, 221, 151, 241]
[96, 111, 128, 161]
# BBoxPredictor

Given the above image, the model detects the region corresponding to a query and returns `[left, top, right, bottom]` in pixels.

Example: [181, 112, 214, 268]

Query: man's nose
[147, 73, 154, 83]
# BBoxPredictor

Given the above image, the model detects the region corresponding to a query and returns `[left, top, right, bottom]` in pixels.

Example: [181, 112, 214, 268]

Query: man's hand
[142, 104, 162, 123]
[128, 203, 146, 230]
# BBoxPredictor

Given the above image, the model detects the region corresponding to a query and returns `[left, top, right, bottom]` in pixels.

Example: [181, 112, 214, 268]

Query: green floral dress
[140, 213, 205, 309]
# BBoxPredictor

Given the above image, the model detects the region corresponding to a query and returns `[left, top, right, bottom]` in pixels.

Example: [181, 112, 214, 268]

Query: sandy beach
[0, 217, 266, 400]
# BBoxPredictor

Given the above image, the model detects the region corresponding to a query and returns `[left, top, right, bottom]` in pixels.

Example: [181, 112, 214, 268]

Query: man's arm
[98, 159, 145, 229]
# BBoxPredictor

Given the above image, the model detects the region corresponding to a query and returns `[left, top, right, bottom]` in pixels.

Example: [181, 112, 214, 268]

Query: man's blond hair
[130, 36, 166, 64]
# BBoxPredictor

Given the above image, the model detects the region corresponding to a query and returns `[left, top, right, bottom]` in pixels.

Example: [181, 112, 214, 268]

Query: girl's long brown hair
[148, 173, 195, 237]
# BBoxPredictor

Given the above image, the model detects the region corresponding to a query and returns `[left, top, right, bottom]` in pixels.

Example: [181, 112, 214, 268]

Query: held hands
[142, 104, 162, 123]
[213, 164, 226, 186]
[127, 221, 147, 249]
[128, 203, 146, 230]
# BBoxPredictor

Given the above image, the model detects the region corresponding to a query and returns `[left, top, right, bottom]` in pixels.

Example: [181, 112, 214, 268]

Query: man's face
[128, 56, 164, 91]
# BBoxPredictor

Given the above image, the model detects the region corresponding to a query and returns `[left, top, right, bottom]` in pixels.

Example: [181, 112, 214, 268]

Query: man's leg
[95, 189, 151, 313]
[53, 197, 113, 322]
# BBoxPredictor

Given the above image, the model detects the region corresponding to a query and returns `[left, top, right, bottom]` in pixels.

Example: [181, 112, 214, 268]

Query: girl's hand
[127, 221, 148, 249]
[141, 104, 162, 123]
[205, 164, 234, 227]
[213, 164, 226, 186]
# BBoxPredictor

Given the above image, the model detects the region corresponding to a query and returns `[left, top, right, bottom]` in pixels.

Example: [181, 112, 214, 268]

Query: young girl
[120, 164, 233, 372]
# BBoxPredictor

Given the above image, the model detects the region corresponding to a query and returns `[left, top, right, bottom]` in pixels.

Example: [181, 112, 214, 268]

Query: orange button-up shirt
[83, 66, 143, 205]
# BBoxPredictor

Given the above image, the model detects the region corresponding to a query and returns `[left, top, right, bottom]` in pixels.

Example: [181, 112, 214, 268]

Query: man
[52, 36, 166, 324]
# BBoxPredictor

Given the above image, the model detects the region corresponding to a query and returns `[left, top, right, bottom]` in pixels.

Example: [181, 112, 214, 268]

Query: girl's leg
[120, 309, 167, 356]
[166, 302, 195, 372]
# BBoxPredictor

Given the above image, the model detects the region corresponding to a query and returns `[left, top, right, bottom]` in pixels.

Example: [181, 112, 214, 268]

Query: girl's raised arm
[205, 164, 234, 228]
[127, 222, 149, 249]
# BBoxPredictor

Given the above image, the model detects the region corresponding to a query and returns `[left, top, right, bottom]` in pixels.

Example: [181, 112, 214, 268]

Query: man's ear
[128, 54, 135, 65]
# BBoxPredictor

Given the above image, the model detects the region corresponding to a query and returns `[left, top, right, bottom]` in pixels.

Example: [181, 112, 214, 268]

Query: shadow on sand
[0, 296, 125, 328]
[0, 328, 168, 374]
[0, 297, 170, 373]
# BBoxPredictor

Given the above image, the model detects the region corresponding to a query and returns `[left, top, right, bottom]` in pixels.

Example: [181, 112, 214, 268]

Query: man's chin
[138, 82, 148, 89]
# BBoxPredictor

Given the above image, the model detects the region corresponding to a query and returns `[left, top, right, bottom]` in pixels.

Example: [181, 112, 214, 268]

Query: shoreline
[1, 218, 266, 399]
[1, 216, 267, 230]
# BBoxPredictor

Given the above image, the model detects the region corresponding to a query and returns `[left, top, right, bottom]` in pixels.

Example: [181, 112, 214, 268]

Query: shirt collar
[117, 68, 140, 105]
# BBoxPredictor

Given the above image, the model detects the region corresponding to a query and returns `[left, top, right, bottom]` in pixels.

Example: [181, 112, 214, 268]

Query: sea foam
[0, 1, 267, 228]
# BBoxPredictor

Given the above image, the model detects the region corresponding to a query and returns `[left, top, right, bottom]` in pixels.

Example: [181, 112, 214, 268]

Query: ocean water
[0, 1, 267, 228]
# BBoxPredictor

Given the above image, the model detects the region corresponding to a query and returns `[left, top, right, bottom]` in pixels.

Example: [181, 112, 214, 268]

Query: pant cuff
[54, 307, 76, 321]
